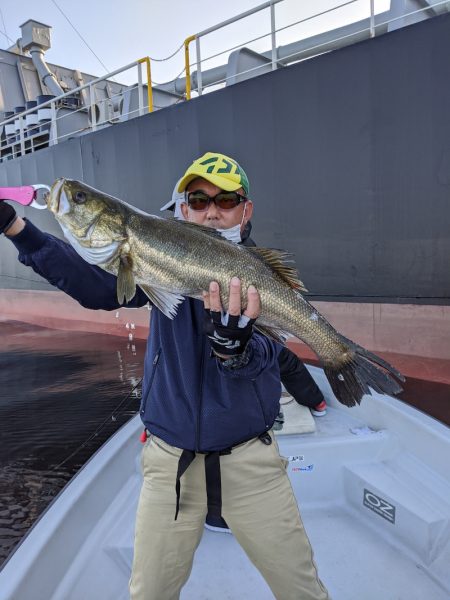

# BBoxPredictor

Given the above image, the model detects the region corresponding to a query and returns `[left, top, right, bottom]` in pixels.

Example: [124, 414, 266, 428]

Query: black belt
[174, 431, 272, 521]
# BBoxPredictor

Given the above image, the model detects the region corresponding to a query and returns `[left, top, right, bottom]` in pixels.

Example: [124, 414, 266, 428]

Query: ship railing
[183, 0, 360, 99]
[0, 57, 153, 159]
[179, 0, 450, 99]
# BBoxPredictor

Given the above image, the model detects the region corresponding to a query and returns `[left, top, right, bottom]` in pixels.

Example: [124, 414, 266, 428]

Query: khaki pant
[130, 432, 329, 600]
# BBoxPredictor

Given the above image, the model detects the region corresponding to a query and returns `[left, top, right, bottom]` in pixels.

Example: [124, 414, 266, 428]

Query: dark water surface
[0, 321, 146, 567]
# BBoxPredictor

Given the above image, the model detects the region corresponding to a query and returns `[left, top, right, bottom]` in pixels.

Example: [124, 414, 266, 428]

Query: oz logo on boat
[363, 489, 396, 524]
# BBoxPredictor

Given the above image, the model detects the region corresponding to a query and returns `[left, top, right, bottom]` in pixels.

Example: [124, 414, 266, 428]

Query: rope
[151, 65, 186, 88]
[149, 41, 185, 62]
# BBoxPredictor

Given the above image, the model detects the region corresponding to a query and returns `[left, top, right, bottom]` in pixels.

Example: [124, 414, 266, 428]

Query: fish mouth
[48, 178, 66, 214]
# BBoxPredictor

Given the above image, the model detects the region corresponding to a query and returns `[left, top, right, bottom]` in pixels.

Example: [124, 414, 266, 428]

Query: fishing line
[52, 376, 143, 471]
[49, 0, 112, 76]
[0, 272, 56, 285]
[0, 7, 13, 46]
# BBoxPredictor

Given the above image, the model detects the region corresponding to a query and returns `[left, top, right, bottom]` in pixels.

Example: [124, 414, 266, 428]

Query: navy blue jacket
[11, 220, 282, 452]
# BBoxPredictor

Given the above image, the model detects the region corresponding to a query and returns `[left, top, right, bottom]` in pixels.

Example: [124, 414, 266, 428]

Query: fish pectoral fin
[254, 323, 291, 345]
[138, 284, 185, 319]
[247, 248, 308, 292]
[117, 255, 136, 304]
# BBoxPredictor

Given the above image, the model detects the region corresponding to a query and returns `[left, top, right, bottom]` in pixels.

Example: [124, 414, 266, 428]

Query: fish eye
[74, 191, 87, 204]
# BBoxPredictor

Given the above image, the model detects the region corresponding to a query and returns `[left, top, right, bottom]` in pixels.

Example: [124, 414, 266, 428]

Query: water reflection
[0, 321, 146, 566]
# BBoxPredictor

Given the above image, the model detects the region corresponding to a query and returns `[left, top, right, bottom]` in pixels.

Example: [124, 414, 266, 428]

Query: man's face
[180, 177, 253, 231]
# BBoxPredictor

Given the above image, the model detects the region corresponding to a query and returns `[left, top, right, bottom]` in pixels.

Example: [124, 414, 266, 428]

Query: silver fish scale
[127, 214, 346, 363]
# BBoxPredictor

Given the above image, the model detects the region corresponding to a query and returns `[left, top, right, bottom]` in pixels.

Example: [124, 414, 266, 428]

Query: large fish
[46, 178, 405, 407]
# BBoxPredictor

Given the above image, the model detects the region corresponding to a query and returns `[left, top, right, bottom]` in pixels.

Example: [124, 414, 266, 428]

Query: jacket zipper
[195, 338, 206, 452]
[252, 381, 270, 430]
[140, 348, 161, 415]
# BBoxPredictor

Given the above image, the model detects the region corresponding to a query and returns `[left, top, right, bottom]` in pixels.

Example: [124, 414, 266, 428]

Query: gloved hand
[0, 202, 18, 235]
[203, 277, 260, 359]
[204, 308, 256, 357]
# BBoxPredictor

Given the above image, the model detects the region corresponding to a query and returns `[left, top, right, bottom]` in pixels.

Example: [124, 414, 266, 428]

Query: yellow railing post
[184, 35, 196, 100]
[138, 56, 153, 113]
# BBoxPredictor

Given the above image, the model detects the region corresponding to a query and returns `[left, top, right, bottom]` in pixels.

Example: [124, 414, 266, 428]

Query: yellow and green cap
[178, 152, 250, 196]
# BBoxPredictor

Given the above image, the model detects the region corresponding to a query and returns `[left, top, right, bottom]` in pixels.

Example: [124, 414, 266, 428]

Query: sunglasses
[186, 190, 248, 211]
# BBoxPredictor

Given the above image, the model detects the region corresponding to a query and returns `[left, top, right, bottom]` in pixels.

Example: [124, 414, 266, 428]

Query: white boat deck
[1, 367, 449, 600]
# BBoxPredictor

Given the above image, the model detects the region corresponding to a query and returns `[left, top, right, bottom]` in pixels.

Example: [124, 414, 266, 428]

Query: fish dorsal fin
[138, 284, 185, 319]
[165, 217, 234, 242]
[248, 248, 308, 292]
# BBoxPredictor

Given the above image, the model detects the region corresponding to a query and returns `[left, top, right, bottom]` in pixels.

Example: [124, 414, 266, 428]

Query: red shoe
[311, 400, 327, 417]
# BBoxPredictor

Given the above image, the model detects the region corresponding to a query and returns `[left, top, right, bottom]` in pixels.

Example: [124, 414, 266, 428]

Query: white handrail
[195, 0, 285, 39]
[199, 24, 375, 92]
[370, 0, 375, 37]
[270, 1, 277, 71]
[184, 0, 360, 98]
[0, 57, 153, 157]
[192, 0, 361, 72]
[0, 58, 146, 127]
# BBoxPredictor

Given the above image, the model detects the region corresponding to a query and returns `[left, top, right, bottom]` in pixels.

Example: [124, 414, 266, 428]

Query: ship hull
[1, 13, 449, 422]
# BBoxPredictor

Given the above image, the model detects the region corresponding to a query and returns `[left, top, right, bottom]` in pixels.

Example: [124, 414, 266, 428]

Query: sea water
[0, 321, 145, 566]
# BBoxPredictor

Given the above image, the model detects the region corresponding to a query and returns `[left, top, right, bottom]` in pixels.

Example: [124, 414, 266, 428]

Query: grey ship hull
[0, 13, 449, 421]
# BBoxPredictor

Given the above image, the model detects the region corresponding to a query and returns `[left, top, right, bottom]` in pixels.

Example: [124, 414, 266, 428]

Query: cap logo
[217, 159, 233, 174]
[199, 156, 239, 176]
[181, 152, 249, 196]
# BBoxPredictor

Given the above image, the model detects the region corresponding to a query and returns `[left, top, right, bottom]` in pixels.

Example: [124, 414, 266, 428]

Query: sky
[0, 0, 390, 87]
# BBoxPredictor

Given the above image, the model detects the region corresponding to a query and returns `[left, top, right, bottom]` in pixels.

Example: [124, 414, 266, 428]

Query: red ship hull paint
[1, 289, 449, 424]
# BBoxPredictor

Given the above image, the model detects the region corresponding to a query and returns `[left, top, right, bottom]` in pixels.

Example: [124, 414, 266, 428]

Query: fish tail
[323, 341, 405, 407]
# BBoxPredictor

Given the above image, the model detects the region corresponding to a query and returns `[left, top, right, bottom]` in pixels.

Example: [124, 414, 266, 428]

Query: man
[162, 172, 327, 535]
[162, 178, 327, 419]
[0, 152, 329, 600]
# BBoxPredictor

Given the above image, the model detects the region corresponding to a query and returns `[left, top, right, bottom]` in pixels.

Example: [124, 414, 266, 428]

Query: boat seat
[343, 451, 450, 565]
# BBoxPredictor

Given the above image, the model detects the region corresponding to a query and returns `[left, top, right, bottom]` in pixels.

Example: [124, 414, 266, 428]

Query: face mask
[216, 223, 242, 244]
[217, 203, 247, 244]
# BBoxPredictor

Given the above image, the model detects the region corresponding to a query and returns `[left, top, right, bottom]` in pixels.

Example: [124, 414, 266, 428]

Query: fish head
[47, 178, 128, 266]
